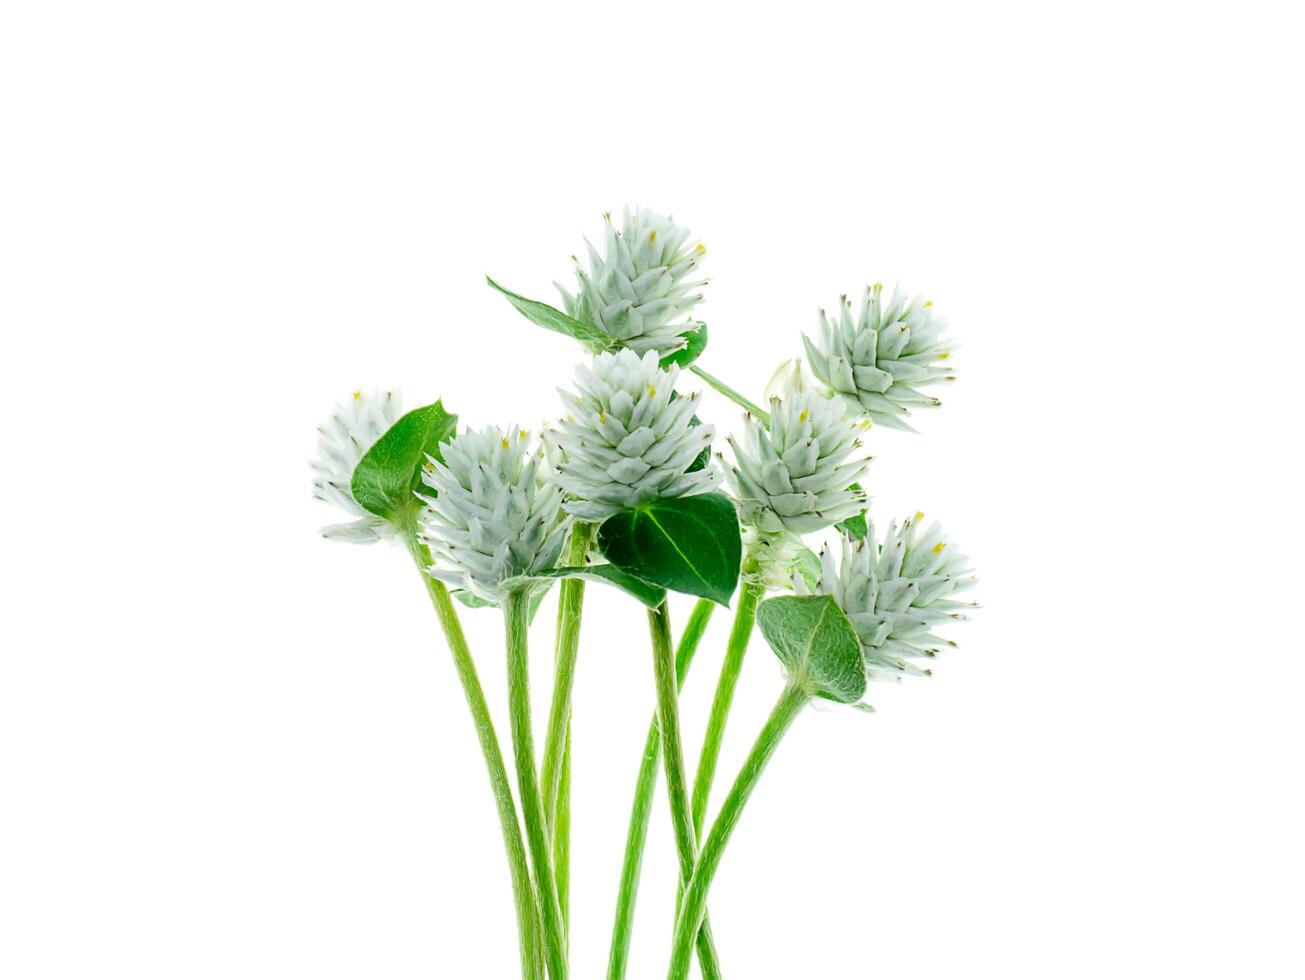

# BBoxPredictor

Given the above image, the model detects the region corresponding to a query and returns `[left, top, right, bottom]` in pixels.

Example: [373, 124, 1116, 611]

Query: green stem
[691, 364, 770, 424]
[504, 589, 568, 980]
[405, 540, 542, 980]
[648, 602, 724, 980]
[668, 680, 811, 980]
[541, 521, 594, 935]
[606, 599, 714, 980]
[553, 728, 572, 928]
[691, 577, 764, 838]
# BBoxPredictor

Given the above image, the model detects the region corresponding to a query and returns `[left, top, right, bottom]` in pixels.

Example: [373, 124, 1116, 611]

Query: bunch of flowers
[312, 207, 977, 980]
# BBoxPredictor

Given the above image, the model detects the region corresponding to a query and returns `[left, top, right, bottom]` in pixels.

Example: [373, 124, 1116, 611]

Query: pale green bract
[795, 516, 976, 682]
[802, 283, 954, 431]
[310, 389, 405, 543]
[725, 386, 870, 537]
[556, 207, 707, 357]
[546, 349, 721, 521]
[418, 426, 571, 602]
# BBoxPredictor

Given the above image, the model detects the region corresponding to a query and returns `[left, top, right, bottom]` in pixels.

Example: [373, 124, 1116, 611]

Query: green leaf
[523, 564, 667, 608]
[659, 322, 708, 369]
[451, 584, 553, 622]
[597, 493, 741, 606]
[487, 276, 615, 353]
[756, 595, 866, 704]
[834, 483, 868, 540]
[686, 413, 710, 473]
[351, 401, 458, 523]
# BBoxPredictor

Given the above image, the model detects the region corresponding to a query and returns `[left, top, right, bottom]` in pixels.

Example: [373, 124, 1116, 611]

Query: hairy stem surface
[504, 589, 568, 980]
[691, 578, 764, 837]
[648, 602, 724, 980]
[406, 540, 542, 980]
[668, 680, 810, 980]
[606, 599, 715, 980]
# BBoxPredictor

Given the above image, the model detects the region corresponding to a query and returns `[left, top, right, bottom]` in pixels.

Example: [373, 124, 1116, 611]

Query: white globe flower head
[556, 207, 707, 358]
[311, 389, 404, 543]
[547, 349, 721, 521]
[802, 283, 954, 431]
[419, 426, 571, 603]
[795, 516, 975, 683]
[725, 384, 871, 537]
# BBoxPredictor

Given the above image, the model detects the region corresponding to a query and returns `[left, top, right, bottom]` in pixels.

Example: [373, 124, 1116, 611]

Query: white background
[3, 2, 1302, 978]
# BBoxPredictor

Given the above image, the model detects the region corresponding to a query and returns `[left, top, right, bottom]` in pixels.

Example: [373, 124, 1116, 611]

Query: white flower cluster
[311, 389, 405, 543]
[547, 349, 721, 520]
[557, 207, 707, 357]
[794, 515, 975, 683]
[725, 386, 870, 537]
[419, 426, 570, 602]
[803, 283, 953, 430]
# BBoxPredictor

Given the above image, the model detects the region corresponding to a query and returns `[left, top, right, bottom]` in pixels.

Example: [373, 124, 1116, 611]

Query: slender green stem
[553, 728, 572, 927]
[606, 599, 714, 980]
[648, 602, 724, 980]
[541, 521, 594, 937]
[691, 577, 764, 837]
[504, 589, 568, 980]
[405, 540, 542, 980]
[541, 523, 593, 822]
[690, 364, 770, 423]
[668, 680, 811, 980]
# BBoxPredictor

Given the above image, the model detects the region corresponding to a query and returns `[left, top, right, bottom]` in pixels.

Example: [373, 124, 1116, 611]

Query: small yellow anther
[914, 511, 925, 521]
[923, 300, 934, 308]
[519, 429, 528, 440]
[932, 542, 947, 554]
[649, 230, 657, 242]
[695, 243, 706, 254]
[799, 409, 810, 423]
[598, 410, 607, 424]
[501, 437, 510, 449]
[939, 351, 950, 360]
[352, 390, 362, 401]
[647, 384, 657, 398]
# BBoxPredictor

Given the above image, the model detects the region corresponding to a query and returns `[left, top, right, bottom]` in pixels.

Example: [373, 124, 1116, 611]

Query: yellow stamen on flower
[695, 243, 706, 254]
[649, 230, 657, 242]
[598, 410, 607, 424]
[923, 300, 934, 308]
[519, 429, 528, 440]
[939, 351, 950, 360]
[352, 390, 362, 401]
[501, 437, 510, 449]
[914, 511, 925, 521]
[647, 384, 656, 398]
[799, 409, 810, 423]
[933, 542, 947, 554]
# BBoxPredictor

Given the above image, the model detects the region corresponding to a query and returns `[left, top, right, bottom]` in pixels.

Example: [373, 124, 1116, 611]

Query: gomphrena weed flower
[795, 516, 975, 682]
[725, 385, 871, 537]
[547, 349, 721, 520]
[803, 282, 954, 430]
[419, 426, 570, 602]
[311, 389, 404, 543]
[556, 207, 707, 357]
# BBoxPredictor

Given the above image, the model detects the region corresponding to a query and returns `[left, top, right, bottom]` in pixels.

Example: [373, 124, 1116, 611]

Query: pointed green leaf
[835, 483, 868, 540]
[756, 595, 866, 704]
[659, 322, 708, 369]
[597, 493, 741, 606]
[351, 401, 458, 523]
[487, 276, 615, 353]
[793, 547, 822, 589]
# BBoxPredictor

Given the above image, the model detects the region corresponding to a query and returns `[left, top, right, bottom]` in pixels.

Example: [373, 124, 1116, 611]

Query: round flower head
[556, 207, 707, 357]
[802, 283, 954, 431]
[311, 389, 404, 543]
[419, 426, 570, 602]
[547, 349, 721, 520]
[726, 384, 871, 537]
[795, 516, 975, 683]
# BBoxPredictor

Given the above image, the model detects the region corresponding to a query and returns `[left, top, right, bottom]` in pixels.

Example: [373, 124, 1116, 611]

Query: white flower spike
[311, 389, 404, 543]
[548, 349, 721, 521]
[803, 283, 954, 431]
[419, 426, 571, 602]
[795, 516, 975, 683]
[556, 207, 707, 357]
[726, 385, 870, 537]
